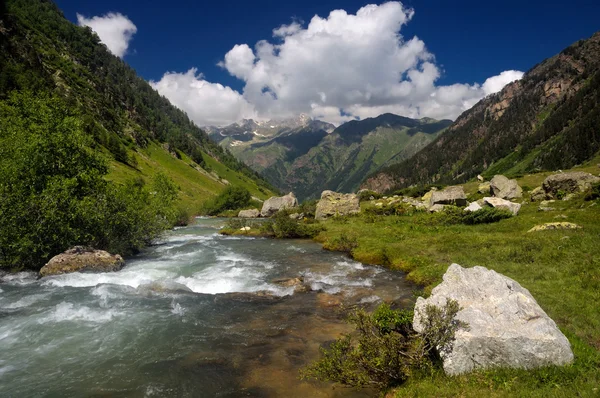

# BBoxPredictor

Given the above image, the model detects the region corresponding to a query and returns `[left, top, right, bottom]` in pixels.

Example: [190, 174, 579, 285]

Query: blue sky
[56, 0, 600, 125]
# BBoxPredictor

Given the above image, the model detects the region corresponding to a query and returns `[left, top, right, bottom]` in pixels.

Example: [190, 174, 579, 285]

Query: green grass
[313, 192, 600, 396]
[105, 141, 275, 216]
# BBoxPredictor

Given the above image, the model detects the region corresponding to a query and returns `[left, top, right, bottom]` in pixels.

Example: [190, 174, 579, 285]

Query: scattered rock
[413, 264, 574, 375]
[483, 197, 521, 215]
[260, 192, 298, 217]
[40, 246, 125, 277]
[542, 172, 600, 199]
[375, 202, 383, 207]
[528, 222, 581, 232]
[490, 175, 523, 199]
[429, 204, 448, 213]
[478, 182, 491, 194]
[272, 276, 310, 293]
[239, 226, 251, 231]
[477, 175, 484, 182]
[288, 212, 305, 220]
[429, 186, 467, 207]
[464, 202, 483, 212]
[315, 191, 360, 220]
[238, 209, 260, 218]
[530, 186, 547, 202]
[421, 188, 437, 204]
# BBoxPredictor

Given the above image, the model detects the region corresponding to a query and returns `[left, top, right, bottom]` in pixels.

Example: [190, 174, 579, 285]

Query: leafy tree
[203, 185, 252, 216]
[0, 92, 179, 270]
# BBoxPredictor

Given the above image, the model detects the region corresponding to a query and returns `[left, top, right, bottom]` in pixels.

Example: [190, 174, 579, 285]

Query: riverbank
[220, 175, 600, 395]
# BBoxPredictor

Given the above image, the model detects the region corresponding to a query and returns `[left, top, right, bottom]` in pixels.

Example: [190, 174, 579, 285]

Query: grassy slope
[312, 159, 600, 396]
[106, 142, 275, 215]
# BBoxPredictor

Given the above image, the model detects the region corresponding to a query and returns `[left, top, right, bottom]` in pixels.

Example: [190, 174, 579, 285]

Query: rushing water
[0, 218, 414, 397]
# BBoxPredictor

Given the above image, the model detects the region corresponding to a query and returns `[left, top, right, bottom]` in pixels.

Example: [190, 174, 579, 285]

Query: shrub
[301, 300, 467, 390]
[584, 182, 600, 201]
[0, 92, 180, 270]
[298, 199, 318, 218]
[260, 209, 325, 238]
[426, 206, 513, 226]
[324, 233, 358, 253]
[202, 185, 252, 216]
[358, 190, 382, 202]
[392, 184, 444, 198]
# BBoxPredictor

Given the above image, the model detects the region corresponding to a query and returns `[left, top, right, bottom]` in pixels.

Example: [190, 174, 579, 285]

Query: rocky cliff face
[364, 32, 600, 192]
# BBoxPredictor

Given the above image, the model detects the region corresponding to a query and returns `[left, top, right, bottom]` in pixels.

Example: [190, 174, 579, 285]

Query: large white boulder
[490, 175, 523, 199]
[260, 193, 298, 217]
[429, 186, 467, 207]
[413, 264, 573, 375]
[483, 197, 521, 215]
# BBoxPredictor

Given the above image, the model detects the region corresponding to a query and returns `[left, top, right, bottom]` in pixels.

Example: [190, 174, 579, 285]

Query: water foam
[38, 302, 124, 324]
[2, 294, 49, 309]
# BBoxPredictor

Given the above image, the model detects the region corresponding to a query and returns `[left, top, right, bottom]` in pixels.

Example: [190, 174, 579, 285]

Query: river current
[0, 218, 414, 397]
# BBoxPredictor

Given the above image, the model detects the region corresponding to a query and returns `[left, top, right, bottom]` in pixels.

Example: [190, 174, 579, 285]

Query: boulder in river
[39, 246, 124, 277]
[260, 193, 298, 217]
[429, 186, 467, 207]
[490, 175, 523, 199]
[315, 191, 360, 220]
[413, 263, 573, 375]
[238, 209, 260, 218]
[542, 172, 600, 199]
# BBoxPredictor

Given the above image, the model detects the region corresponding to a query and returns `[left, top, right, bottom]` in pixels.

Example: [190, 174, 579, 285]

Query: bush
[260, 209, 325, 238]
[301, 300, 467, 390]
[324, 233, 358, 253]
[298, 199, 318, 218]
[392, 184, 444, 198]
[426, 206, 513, 226]
[0, 92, 179, 270]
[358, 190, 382, 202]
[584, 182, 600, 201]
[202, 185, 252, 216]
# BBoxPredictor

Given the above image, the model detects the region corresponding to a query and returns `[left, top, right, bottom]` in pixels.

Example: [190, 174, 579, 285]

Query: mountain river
[0, 218, 414, 397]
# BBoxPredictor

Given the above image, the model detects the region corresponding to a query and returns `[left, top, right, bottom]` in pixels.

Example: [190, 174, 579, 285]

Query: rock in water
[238, 209, 260, 218]
[483, 197, 521, 215]
[429, 186, 467, 207]
[413, 264, 573, 375]
[260, 192, 298, 217]
[542, 172, 600, 199]
[40, 246, 125, 277]
[490, 175, 523, 199]
[315, 191, 360, 220]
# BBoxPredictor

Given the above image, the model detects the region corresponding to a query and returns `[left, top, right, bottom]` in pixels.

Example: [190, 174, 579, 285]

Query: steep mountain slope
[214, 114, 451, 200]
[363, 32, 600, 192]
[0, 0, 275, 213]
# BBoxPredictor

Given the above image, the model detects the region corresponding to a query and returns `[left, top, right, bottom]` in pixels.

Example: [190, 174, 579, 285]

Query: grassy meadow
[308, 166, 600, 396]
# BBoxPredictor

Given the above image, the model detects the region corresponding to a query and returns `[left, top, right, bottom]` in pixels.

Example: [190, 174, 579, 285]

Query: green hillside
[364, 32, 600, 192]
[0, 0, 276, 270]
[223, 114, 451, 200]
[0, 0, 276, 213]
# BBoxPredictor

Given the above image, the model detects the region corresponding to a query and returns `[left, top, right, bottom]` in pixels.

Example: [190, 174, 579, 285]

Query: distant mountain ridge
[211, 113, 452, 200]
[363, 32, 600, 192]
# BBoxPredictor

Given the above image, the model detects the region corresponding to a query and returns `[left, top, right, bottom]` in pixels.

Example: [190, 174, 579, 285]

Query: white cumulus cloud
[77, 12, 137, 58]
[482, 70, 525, 95]
[154, 2, 524, 126]
[149, 68, 256, 127]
